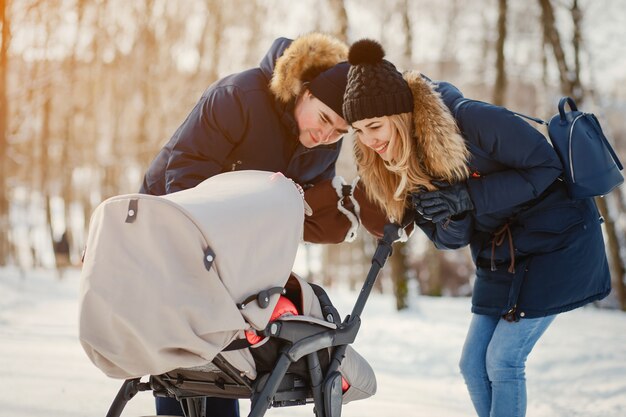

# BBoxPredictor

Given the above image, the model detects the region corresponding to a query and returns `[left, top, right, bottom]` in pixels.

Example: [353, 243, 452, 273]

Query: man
[139, 32, 351, 417]
[141, 33, 350, 196]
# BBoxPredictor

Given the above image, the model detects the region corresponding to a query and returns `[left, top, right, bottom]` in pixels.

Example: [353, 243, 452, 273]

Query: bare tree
[386, 0, 416, 310]
[390, 241, 409, 309]
[136, 0, 157, 169]
[328, 0, 348, 44]
[55, 0, 88, 271]
[401, 0, 413, 67]
[607, 186, 626, 310]
[493, 0, 507, 105]
[208, 0, 224, 82]
[0, 0, 10, 265]
[539, 0, 582, 103]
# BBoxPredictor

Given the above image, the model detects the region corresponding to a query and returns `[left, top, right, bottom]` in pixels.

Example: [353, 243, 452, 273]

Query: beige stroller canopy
[79, 171, 305, 379]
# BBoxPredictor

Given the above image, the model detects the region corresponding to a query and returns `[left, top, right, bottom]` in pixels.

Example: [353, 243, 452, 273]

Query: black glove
[410, 192, 429, 225]
[414, 181, 474, 223]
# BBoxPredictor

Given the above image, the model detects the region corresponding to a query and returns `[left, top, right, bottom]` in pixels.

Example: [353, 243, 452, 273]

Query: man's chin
[299, 135, 316, 149]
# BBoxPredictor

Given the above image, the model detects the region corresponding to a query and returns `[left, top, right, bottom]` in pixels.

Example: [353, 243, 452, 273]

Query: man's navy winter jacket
[140, 38, 342, 196]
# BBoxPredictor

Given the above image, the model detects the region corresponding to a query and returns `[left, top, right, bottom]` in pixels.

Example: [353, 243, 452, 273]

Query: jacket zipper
[568, 113, 585, 183]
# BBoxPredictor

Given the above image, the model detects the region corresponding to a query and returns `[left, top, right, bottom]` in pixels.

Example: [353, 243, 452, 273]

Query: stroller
[78, 170, 406, 417]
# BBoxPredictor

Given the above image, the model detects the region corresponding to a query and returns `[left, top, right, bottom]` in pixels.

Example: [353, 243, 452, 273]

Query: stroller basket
[105, 222, 404, 417]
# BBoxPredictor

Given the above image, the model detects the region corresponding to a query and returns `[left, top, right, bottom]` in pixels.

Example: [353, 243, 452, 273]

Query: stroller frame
[105, 222, 404, 417]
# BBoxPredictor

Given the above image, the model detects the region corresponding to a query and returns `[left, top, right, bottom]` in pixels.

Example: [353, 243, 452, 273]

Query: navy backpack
[546, 97, 623, 199]
[455, 97, 624, 199]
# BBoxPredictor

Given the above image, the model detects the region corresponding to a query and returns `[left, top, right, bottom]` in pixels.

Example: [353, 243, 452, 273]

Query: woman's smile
[372, 142, 389, 154]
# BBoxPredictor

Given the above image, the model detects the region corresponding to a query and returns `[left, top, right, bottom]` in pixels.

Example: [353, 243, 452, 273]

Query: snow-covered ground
[1, 267, 625, 417]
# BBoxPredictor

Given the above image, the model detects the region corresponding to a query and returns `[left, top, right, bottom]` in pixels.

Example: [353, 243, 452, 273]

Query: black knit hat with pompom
[342, 39, 413, 124]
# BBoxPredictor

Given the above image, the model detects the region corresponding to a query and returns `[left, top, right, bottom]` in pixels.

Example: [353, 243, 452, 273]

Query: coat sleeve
[458, 102, 563, 216]
[416, 213, 473, 250]
[164, 86, 247, 194]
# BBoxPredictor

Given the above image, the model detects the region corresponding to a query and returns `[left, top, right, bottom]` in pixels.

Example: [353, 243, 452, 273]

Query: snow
[1, 267, 625, 417]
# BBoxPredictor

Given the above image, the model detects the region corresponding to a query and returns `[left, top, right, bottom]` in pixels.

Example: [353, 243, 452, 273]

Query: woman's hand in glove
[414, 181, 474, 223]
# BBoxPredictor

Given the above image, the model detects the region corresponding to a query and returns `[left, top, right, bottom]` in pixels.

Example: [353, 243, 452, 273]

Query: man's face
[293, 90, 349, 148]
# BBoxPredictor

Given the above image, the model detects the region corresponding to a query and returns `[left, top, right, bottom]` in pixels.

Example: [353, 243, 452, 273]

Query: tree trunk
[243, 0, 264, 67]
[207, 0, 223, 84]
[493, 0, 507, 106]
[41, 92, 54, 269]
[570, 0, 583, 103]
[383, 0, 416, 310]
[401, 0, 413, 68]
[390, 241, 409, 310]
[538, 0, 582, 103]
[57, 0, 86, 267]
[328, 0, 348, 44]
[136, 0, 156, 168]
[608, 187, 626, 310]
[426, 245, 443, 296]
[596, 195, 626, 311]
[0, 0, 10, 265]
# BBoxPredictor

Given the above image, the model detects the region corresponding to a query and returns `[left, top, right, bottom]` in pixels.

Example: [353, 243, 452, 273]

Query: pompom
[348, 39, 385, 65]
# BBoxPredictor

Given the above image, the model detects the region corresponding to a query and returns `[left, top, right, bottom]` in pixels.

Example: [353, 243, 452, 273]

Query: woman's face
[352, 116, 396, 161]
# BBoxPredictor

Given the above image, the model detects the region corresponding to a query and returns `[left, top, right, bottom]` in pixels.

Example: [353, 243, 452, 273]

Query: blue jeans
[459, 314, 556, 417]
[156, 397, 239, 417]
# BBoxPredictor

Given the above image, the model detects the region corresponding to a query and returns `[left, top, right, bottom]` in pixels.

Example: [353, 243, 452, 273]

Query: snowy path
[1, 268, 625, 416]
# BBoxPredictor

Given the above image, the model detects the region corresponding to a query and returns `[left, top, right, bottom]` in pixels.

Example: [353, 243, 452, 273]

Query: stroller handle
[350, 221, 404, 320]
[324, 221, 406, 379]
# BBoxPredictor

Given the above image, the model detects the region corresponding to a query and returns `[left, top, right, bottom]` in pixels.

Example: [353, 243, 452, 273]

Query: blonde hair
[354, 113, 439, 222]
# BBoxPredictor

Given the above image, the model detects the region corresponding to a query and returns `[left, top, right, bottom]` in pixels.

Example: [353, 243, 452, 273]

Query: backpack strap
[453, 98, 552, 163]
[510, 110, 548, 126]
[452, 99, 494, 161]
[454, 98, 548, 126]
[452, 98, 472, 116]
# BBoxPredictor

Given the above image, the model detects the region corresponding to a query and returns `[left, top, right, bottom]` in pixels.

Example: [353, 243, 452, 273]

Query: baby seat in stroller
[78, 171, 400, 417]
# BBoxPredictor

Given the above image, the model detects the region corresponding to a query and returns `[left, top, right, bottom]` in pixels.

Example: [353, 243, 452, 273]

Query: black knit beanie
[343, 39, 414, 124]
[308, 61, 350, 119]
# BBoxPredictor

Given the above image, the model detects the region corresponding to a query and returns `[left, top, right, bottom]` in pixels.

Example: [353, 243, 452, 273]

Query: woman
[342, 39, 611, 417]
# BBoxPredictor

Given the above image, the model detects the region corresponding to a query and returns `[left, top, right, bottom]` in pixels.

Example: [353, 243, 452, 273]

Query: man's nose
[321, 125, 343, 144]
[319, 125, 335, 143]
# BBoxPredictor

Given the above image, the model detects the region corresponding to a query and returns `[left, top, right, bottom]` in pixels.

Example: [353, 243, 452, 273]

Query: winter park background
[3, 0, 626, 416]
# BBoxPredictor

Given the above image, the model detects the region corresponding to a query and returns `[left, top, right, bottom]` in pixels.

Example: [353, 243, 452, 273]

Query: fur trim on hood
[404, 71, 469, 182]
[270, 33, 348, 103]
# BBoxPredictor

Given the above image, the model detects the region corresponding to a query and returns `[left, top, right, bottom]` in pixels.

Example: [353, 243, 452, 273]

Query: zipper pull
[502, 306, 519, 322]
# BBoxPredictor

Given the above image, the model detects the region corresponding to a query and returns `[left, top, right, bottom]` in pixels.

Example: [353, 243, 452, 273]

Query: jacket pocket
[515, 203, 585, 255]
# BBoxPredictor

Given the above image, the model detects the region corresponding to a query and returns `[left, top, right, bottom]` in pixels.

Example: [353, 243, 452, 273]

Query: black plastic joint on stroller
[105, 222, 405, 417]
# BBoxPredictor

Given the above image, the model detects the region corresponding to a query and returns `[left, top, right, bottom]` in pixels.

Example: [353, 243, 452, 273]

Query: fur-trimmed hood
[270, 33, 348, 103]
[403, 71, 469, 182]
